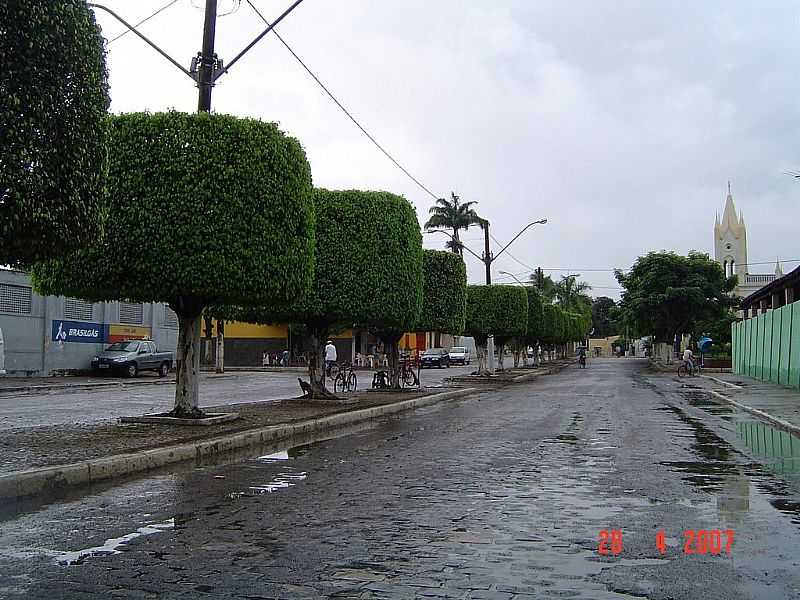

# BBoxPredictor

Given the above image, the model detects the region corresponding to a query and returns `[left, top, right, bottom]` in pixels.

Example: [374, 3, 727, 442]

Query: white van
[448, 346, 470, 365]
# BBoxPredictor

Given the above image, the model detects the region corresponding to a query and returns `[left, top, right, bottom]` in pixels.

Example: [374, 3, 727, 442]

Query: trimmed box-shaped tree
[541, 303, 564, 360]
[232, 189, 423, 396]
[33, 112, 315, 416]
[512, 286, 544, 367]
[465, 285, 528, 374]
[416, 249, 467, 335]
[1, 0, 109, 267]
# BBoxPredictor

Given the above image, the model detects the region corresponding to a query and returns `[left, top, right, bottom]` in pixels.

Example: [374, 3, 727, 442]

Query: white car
[448, 346, 471, 365]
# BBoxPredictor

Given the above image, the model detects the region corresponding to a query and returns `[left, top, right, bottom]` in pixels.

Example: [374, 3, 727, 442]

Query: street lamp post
[425, 218, 547, 373]
[498, 271, 527, 286]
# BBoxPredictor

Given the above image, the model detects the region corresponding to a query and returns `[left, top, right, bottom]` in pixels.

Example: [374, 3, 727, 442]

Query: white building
[714, 184, 781, 298]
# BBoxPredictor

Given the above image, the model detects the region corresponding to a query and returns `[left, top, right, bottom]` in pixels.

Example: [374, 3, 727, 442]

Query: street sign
[51, 320, 105, 344]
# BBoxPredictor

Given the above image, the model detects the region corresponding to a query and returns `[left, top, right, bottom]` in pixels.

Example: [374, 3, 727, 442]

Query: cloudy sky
[94, 0, 800, 298]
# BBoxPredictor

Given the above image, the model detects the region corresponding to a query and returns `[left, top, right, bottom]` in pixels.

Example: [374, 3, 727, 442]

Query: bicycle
[578, 355, 586, 369]
[326, 361, 339, 380]
[400, 359, 420, 388]
[333, 362, 357, 394]
[677, 361, 701, 377]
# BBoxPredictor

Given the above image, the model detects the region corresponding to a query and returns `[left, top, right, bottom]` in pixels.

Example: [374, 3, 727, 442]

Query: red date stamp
[598, 529, 623, 555]
[599, 529, 735, 556]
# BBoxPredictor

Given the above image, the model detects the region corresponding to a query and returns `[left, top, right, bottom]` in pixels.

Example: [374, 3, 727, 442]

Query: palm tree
[424, 192, 484, 256]
[555, 275, 592, 313]
[530, 267, 557, 303]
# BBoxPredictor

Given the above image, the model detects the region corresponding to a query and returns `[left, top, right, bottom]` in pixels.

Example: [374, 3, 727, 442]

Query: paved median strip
[0, 387, 476, 501]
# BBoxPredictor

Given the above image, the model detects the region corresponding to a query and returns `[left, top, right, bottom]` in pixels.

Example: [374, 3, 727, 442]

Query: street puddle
[226, 468, 308, 499]
[544, 433, 580, 444]
[256, 443, 311, 462]
[53, 518, 174, 566]
[737, 420, 800, 475]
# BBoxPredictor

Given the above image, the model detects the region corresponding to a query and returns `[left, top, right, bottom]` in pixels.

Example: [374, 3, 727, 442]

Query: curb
[700, 375, 743, 390]
[0, 373, 242, 395]
[511, 363, 570, 383]
[708, 390, 800, 437]
[0, 387, 477, 502]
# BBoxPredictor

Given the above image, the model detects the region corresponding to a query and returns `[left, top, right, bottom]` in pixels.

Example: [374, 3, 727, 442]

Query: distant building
[714, 184, 782, 298]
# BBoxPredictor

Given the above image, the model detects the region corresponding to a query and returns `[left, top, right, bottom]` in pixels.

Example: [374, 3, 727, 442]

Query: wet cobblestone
[2, 360, 800, 599]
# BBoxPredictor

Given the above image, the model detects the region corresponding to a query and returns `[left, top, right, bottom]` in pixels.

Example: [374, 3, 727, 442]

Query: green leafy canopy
[416, 249, 467, 334]
[33, 112, 315, 313]
[465, 285, 528, 344]
[0, 0, 109, 266]
[615, 251, 737, 342]
[233, 189, 423, 333]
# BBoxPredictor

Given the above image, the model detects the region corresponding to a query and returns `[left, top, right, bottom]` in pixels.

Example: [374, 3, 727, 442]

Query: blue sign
[51, 320, 106, 344]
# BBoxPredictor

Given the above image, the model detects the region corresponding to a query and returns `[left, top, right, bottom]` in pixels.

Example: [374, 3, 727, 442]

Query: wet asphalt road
[0, 366, 473, 430]
[3, 359, 800, 599]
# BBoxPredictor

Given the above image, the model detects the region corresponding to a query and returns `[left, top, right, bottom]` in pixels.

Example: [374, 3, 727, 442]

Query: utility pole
[481, 220, 495, 371]
[197, 0, 218, 112]
[482, 220, 492, 285]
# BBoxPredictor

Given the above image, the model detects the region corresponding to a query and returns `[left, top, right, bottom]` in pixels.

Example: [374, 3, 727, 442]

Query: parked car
[448, 346, 471, 365]
[421, 348, 450, 368]
[91, 340, 173, 378]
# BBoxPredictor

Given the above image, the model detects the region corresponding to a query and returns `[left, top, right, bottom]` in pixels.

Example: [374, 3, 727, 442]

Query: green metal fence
[732, 300, 800, 389]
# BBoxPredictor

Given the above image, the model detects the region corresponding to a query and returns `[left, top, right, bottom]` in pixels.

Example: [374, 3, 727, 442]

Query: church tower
[714, 183, 747, 280]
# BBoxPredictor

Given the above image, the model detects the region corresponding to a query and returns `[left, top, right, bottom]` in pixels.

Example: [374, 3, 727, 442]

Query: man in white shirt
[325, 340, 337, 377]
[682, 347, 694, 373]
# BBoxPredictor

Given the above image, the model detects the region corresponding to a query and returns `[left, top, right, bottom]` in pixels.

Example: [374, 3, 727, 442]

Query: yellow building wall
[209, 321, 353, 341]
[588, 336, 620, 357]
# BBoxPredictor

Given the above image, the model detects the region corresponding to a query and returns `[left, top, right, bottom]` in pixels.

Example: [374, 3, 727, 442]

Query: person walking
[325, 340, 337, 377]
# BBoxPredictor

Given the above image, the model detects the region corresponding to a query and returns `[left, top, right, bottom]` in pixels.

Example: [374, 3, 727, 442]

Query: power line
[107, 0, 180, 44]
[245, 0, 441, 201]
[489, 232, 535, 271]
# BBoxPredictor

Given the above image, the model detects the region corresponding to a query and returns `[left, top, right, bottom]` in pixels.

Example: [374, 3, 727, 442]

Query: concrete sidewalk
[694, 371, 800, 435]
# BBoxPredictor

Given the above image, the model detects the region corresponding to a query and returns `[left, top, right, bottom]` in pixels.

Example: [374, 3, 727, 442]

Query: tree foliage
[554, 275, 592, 314]
[524, 286, 544, 345]
[591, 296, 621, 338]
[34, 112, 315, 307]
[465, 285, 528, 344]
[615, 251, 737, 342]
[541, 304, 564, 346]
[0, 0, 109, 267]
[424, 192, 484, 256]
[529, 267, 557, 303]
[416, 250, 467, 334]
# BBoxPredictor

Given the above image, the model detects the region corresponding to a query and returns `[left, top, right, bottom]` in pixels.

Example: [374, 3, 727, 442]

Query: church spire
[719, 182, 744, 235]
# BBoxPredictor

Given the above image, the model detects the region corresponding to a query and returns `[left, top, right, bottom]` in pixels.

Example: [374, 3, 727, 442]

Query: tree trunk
[172, 298, 204, 418]
[375, 330, 404, 389]
[387, 342, 401, 388]
[497, 344, 506, 370]
[203, 314, 213, 365]
[305, 324, 336, 399]
[474, 335, 489, 375]
[215, 319, 225, 374]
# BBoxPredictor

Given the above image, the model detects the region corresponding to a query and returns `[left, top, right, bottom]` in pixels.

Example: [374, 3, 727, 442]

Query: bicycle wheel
[677, 364, 687, 377]
[333, 373, 345, 393]
[347, 371, 357, 392]
[402, 367, 417, 387]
